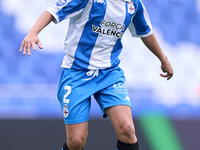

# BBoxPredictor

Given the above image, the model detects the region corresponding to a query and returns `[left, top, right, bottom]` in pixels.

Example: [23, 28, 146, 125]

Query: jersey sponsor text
[92, 20, 125, 38]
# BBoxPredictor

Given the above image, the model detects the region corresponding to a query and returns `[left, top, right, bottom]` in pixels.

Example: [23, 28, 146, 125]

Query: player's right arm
[20, 11, 53, 56]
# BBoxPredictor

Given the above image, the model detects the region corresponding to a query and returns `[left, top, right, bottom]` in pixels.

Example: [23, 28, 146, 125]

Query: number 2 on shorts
[63, 85, 71, 104]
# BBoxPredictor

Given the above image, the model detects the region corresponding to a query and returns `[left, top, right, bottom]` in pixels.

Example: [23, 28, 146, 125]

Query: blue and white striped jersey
[46, 0, 153, 70]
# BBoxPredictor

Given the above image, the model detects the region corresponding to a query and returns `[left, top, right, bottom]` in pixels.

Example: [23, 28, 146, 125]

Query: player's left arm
[141, 33, 173, 80]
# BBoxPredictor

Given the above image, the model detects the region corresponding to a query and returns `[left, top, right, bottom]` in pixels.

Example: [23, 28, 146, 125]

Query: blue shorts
[57, 66, 131, 124]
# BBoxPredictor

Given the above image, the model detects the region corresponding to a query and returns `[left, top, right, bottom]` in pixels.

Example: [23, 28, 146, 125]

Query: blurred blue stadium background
[0, 0, 200, 119]
[0, 0, 200, 149]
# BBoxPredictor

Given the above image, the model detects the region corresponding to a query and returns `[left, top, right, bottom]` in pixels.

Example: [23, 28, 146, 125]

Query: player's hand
[160, 59, 173, 80]
[19, 32, 42, 56]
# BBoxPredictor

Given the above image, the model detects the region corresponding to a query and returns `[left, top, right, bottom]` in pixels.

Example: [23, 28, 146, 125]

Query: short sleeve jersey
[46, 0, 153, 70]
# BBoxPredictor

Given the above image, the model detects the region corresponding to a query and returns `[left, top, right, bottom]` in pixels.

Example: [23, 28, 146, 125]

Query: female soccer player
[20, 0, 173, 149]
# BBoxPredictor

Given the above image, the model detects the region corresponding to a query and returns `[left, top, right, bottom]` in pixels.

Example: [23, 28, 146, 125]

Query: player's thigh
[105, 105, 135, 135]
[66, 122, 88, 144]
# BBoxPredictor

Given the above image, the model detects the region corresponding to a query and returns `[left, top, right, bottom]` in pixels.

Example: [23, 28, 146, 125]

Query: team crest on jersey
[56, 0, 67, 6]
[128, 2, 135, 14]
[63, 104, 69, 118]
[94, 0, 106, 4]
